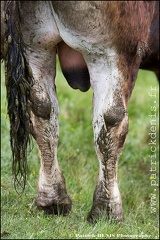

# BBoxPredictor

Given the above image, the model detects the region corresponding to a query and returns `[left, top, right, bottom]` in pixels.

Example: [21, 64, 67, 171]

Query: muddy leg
[17, 1, 72, 215]
[85, 55, 128, 222]
[28, 49, 72, 215]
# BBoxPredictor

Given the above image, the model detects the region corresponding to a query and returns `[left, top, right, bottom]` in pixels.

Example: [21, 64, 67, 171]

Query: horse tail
[4, 1, 34, 193]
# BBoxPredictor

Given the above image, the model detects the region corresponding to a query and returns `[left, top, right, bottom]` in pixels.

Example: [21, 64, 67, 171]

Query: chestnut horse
[1, 1, 159, 222]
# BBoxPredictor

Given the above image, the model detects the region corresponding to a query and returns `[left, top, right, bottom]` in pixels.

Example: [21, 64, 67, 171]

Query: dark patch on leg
[30, 89, 51, 119]
[62, 66, 90, 92]
[104, 106, 126, 127]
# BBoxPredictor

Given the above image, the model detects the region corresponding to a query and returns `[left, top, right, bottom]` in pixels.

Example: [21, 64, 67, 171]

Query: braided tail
[4, 1, 33, 193]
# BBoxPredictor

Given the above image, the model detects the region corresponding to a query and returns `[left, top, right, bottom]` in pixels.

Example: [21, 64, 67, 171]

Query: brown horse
[1, 1, 159, 222]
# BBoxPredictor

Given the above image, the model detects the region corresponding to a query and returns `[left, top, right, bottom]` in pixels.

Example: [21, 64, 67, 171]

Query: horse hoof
[35, 196, 72, 216]
[87, 208, 124, 224]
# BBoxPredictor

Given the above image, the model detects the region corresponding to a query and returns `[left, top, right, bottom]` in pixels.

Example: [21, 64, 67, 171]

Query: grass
[1, 60, 159, 239]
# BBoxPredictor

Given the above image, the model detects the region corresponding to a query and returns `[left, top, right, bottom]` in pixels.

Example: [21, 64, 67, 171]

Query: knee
[103, 105, 126, 127]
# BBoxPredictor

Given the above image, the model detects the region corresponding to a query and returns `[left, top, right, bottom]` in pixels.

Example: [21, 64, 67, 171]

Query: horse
[1, 1, 159, 222]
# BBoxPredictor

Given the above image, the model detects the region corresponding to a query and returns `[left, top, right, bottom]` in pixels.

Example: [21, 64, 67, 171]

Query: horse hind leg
[28, 48, 72, 215]
[14, 1, 72, 215]
[84, 54, 129, 222]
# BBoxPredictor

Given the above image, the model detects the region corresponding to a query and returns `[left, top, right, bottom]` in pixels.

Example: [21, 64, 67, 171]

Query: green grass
[1, 60, 159, 239]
